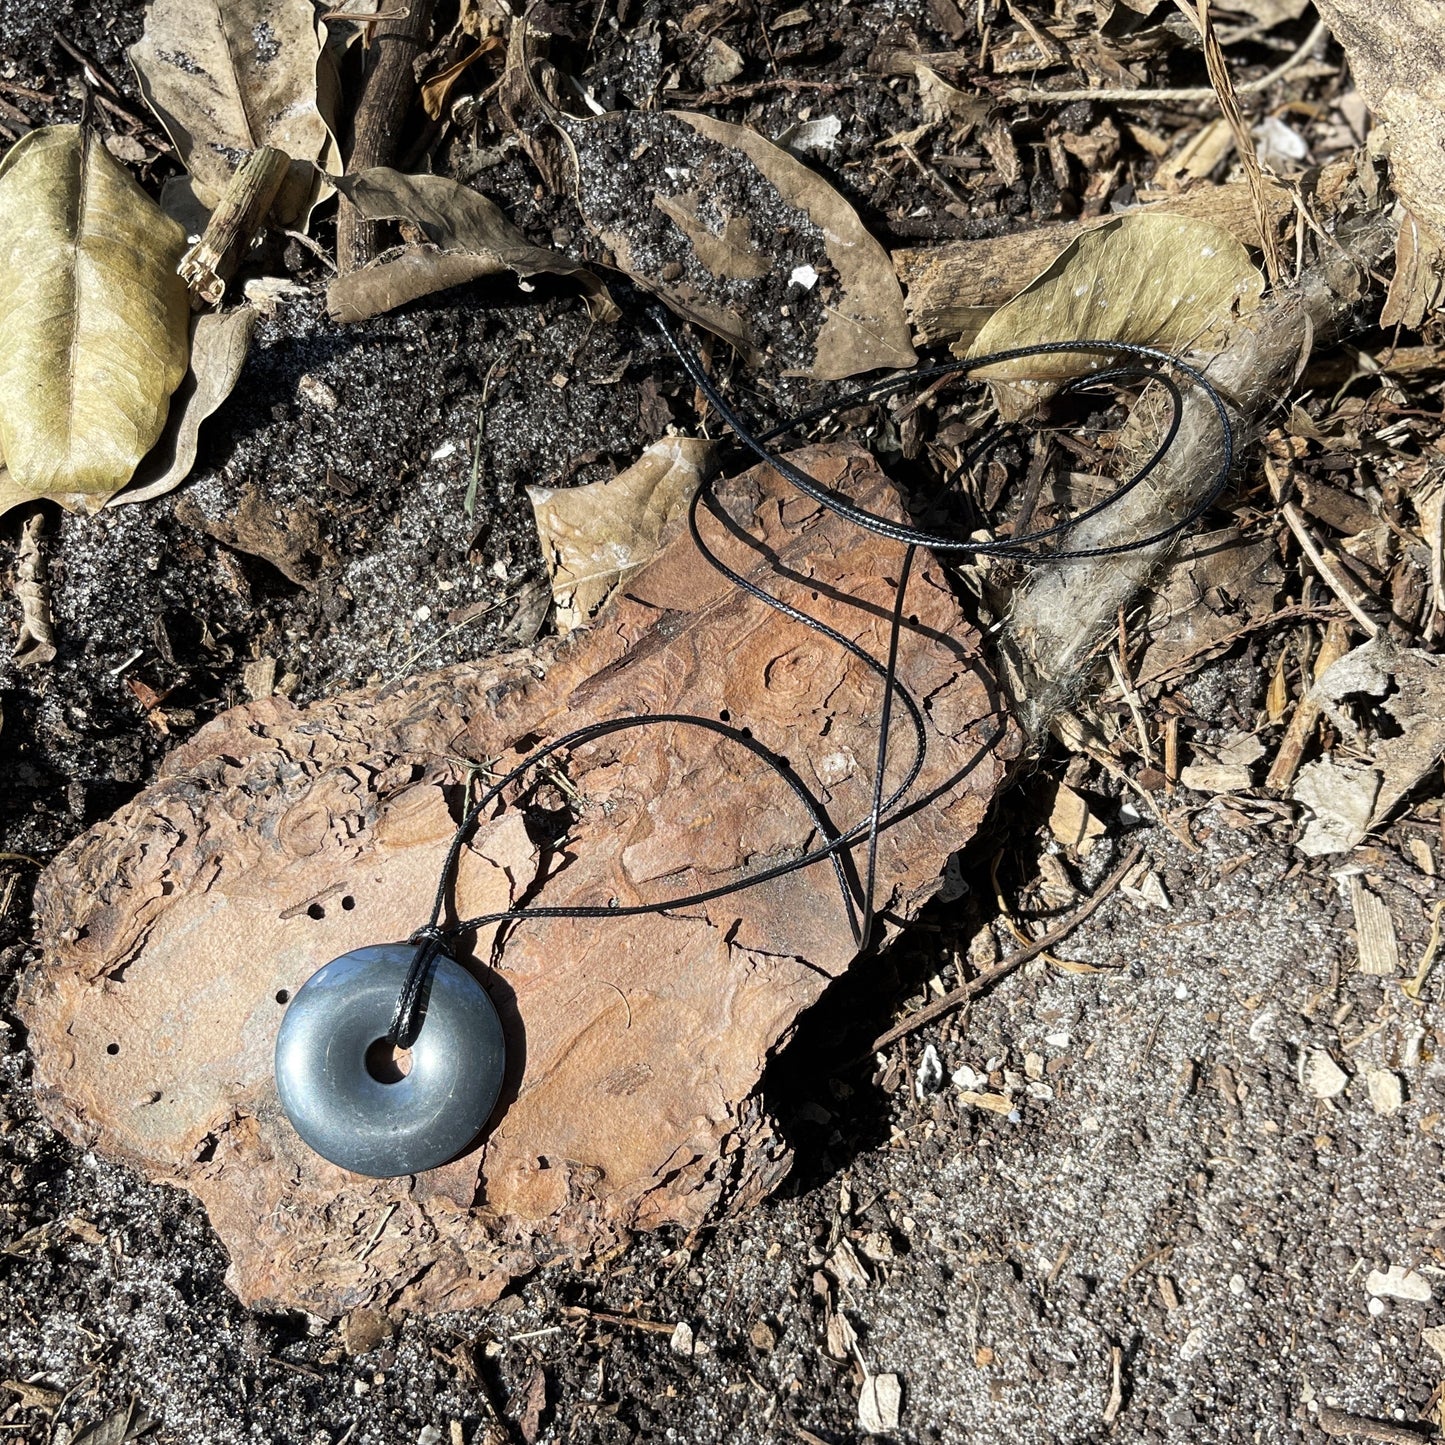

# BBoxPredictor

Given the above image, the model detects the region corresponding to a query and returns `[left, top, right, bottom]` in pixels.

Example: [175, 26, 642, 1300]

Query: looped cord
[385, 311, 1234, 1044]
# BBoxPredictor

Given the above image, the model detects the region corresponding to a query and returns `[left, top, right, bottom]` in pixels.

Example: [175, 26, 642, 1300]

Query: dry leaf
[111, 308, 257, 507]
[1134, 528, 1282, 687]
[1307, 641, 1445, 829]
[527, 437, 719, 632]
[326, 168, 614, 323]
[71, 1402, 153, 1445]
[1311, 0, 1445, 319]
[652, 191, 770, 280]
[19, 444, 1017, 1318]
[0, 126, 189, 517]
[1, 1380, 63, 1412]
[565, 110, 915, 378]
[915, 64, 989, 133]
[129, 0, 339, 226]
[965, 212, 1264, 388]
[858, 1373, 902, 1434]
[420, 37, 502, 120]
[896, 182, 1289, 348]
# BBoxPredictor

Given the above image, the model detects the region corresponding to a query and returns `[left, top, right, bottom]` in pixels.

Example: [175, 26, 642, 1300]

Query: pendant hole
[275, 989, 290, 1005]
[307, 903, 325, 920]
[341, 895, 355, 911]
[365, 1038, 413, 1084]
[105, 1042, 120, 1056]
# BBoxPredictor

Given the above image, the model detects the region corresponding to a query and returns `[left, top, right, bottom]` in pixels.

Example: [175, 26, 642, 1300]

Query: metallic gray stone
[275, 943, 506, 1178]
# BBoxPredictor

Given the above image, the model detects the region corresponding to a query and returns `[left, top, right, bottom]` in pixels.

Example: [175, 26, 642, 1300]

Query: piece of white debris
[951, 1064, 987, 1091]
[429, 439, 458, 462]
[915, 1043, 944, 1098]
[1305, 1051, 1348, 1100]
[1044, 1031, 1071, 1049]
[1368, 1296, 1387, 1317]
[1179, 1326, 1206, 1362]
[1367, 1069, 1404, 1115]
[789, 263, 820, 290]
[298, 374, 339, 412]
[670, 1321, 695, 1355]
[1179, 762, 1253, 794]
[1366, 1266, 1432, 1302]
[858, 1372, 902, 1433]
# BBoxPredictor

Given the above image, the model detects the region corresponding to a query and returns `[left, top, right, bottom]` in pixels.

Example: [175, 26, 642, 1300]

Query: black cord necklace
[273, 311, 1234, 1177]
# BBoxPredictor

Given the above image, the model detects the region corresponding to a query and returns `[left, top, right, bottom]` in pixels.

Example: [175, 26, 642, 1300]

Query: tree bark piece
[18, 445, 1018, 1319]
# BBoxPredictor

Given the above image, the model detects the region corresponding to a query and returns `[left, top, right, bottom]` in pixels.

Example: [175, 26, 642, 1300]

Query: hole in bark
[275, 989, 290, 1005]
[341, 896, 355, 911]
[307, 903, 325, 920]
[106, 1042, 119, 1056]
[365, 1039, 412, 1084]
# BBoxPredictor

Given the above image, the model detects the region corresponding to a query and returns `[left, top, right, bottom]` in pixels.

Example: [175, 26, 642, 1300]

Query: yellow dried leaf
[527, 437, 718, 632]
[965, 212, 1264, 384]
[0, 126, 190, 517]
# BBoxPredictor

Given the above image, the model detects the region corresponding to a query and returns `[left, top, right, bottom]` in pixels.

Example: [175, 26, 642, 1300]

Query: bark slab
[19, 445, 1017, 1318]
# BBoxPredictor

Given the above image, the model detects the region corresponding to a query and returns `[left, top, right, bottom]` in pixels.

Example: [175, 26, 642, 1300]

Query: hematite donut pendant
[274, 943, 506, 1178]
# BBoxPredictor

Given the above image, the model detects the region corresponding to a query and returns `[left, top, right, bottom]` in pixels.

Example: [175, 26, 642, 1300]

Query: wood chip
[1350, 877, 1402, 976]
[1305, 1051, 1348, 1099]
[858, 1373, 902, 1434]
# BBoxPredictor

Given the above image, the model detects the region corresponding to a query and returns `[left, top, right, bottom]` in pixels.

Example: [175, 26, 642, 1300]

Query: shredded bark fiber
[18, 445, 1017, 1319]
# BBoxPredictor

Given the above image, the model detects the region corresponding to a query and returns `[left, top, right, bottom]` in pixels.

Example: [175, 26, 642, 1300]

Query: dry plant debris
[527, 436, 718, 632]
[128, 0, 340, 226]
[7, 0, 1445, 1432]
[19, 446, 1017, 1317]
[0, 126, 188, 516]
[327, 167, 613, 323]
[110, 308, 258, 507]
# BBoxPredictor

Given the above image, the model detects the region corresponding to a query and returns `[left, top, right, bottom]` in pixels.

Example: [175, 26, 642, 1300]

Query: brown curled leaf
[326, 168, 616, 322]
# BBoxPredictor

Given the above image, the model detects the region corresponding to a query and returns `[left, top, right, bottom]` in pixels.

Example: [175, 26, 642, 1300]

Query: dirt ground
[3, 1, 1444, 1442]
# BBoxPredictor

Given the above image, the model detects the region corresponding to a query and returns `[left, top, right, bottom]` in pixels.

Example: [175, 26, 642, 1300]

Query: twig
[683, 77, 857, 106]
[1264, 616, 1352, 791]
[336, 0, 436, 274]
[1401, 899, 1445, 1003]
[1315, 1404, 1439, 1443]
[869, 843, 1144, 1054]
[1278, 502, 1382, 637]
[1177, 0, 1284, 284]
[180, 145, 291, 305]
[1138, 603, 1346, 689]
[562, 1306, 676, 1335]
[1005, 16, 1327, 104]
